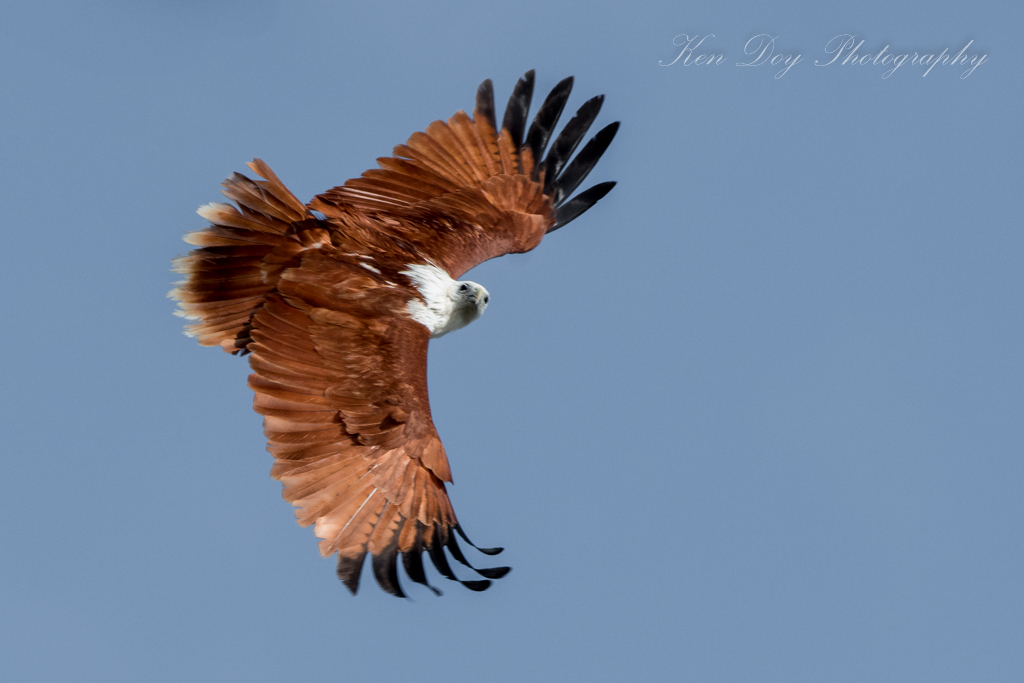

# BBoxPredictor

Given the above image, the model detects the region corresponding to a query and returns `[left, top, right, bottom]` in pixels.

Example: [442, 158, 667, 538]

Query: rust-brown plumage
[171, 71, 618, 596]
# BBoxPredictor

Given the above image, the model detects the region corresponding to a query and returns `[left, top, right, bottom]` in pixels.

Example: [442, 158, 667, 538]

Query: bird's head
[453, 280, 490, 316]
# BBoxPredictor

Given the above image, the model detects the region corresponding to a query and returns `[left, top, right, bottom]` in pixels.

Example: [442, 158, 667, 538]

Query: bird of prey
[170, 70, 618, 596]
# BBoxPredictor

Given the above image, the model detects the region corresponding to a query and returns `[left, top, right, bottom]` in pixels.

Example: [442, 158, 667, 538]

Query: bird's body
[171, 71, 617, 596]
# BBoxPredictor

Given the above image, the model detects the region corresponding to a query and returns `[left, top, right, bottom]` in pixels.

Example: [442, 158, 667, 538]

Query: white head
[454, 280, 490, 316]
[438, 280, 488, 337]
[401, 264, 490, 338]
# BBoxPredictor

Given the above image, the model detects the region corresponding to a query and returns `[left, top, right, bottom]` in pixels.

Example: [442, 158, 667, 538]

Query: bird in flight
[171, 71, 618, 596]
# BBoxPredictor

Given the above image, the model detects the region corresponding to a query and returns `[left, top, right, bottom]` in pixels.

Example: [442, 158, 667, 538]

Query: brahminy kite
[171, 71, 618, 596]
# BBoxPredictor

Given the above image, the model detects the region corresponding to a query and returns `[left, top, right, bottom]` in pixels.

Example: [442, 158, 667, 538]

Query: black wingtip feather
[371, 520, 407, 598]
[372, 549, 406, 598]
[425, 527, 499, 593]
[475, 565, 513, 580]
[475, 79, 497, 131]
[336, 551, 367, 595]
[462, 580, 492, 592]
[501, 70, 535, 154]
[445, 533, 512, 580]
[543, 95, 605, 194]
[402, 551, 442, 597]
[454, 524, 504, 555]
[551, 181, 617, 231]
[402, 523, 442, 596]
[427, 528, 458, 580]
[525, 76, 574, 180]
[552, 121, 620, 207]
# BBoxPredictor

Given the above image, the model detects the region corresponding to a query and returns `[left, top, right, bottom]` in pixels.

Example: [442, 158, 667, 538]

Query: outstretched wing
[248, 248, 508, 595]
[310, 70, 619, 279]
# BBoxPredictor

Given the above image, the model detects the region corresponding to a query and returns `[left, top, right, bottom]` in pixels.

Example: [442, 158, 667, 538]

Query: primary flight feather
[170, 71, 618, 597]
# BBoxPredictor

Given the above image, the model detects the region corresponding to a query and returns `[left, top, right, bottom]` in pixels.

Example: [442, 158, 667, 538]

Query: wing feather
[310, 71, 618, 278]
[501, 69, 535, 159]
[239, 249, 503, 594]
[369, 505, 406, 597]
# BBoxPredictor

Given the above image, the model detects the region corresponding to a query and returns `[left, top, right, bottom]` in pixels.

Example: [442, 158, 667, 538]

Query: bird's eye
[459, 283, 469, 292]
[483, 296, 489, 304]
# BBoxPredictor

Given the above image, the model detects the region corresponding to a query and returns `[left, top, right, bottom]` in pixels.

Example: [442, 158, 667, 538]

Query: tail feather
[170, 160, 314, 354]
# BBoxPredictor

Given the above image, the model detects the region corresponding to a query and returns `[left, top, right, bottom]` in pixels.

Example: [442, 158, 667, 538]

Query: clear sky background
[1, 1, 1020, 681]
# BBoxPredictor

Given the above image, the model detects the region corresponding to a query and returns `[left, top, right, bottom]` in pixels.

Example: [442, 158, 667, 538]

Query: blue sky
[1, 1, 1021, 681]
